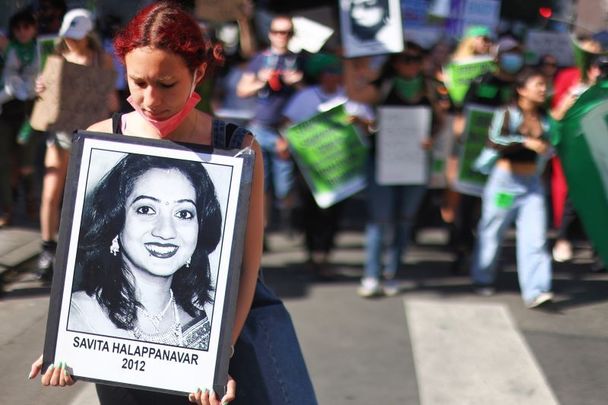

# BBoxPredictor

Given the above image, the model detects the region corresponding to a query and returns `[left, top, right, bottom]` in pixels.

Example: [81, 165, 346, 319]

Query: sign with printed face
[340, 0, 404, 57]
[285, 104, 368, 208]
[43, 132, 254, 396]
[376, 106, 431, 185]
[30, 55, 116, 133]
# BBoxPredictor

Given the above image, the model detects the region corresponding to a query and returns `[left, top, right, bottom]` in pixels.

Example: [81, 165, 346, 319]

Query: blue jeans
[364, 160, 427, 279]
[249, 123, 294, 200]
[471, 166, 552, 303]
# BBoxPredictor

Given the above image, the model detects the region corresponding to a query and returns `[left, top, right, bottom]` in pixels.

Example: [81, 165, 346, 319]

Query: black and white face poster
[340, 0, 404, 57]
[43, 133, 252, 395]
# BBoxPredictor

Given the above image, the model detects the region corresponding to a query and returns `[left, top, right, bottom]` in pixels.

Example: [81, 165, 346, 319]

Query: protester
[236, 15, 303, 236]
[35, 8, 118, 280]
[470, 68, 554, 308]
[29, 3, 317, 404]
[353, 41, 440, 297]
[449, 36, 523, 273]
[282, 52, 374, 276]
[452, 25, 493, 62]
[0, 8, 39, 228]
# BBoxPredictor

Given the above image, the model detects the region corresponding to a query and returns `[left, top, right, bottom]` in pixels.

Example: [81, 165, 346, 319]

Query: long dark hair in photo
[76, 154, 222, 331]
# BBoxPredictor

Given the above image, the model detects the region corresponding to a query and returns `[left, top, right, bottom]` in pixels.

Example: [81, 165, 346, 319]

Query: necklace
[140, 289, 174, 331]
[132, 294, 183, 345]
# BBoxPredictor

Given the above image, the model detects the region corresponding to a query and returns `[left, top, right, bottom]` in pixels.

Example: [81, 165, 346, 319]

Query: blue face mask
[500, 53, 524, 74]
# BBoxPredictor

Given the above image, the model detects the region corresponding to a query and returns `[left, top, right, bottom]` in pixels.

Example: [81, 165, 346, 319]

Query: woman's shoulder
[87, 118, 113, 133]
[69, 291, 125, 336]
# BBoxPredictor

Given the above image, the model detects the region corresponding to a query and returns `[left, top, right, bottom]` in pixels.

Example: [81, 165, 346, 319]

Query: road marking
[405, 299, 559, 405]
[69, 383, 98, 405]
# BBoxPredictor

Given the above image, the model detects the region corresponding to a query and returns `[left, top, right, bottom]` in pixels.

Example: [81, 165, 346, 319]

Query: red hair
[114, 1, 223, 73]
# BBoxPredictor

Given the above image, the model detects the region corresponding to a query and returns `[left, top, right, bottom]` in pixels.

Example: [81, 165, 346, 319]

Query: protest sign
[525, 30, 575, 67]
[37, 34, 58, 71]
[443, 56, 495, 106]
[340, 0, 404, 57]
[554, 81, 608, 265]
[285, 104, 368, 208]
[455, 105, 495, 196]
[194, 0, 245, 22]
[289, 16, 334, 54]
[430, 114, 455, 189]
[30, 55, 115, 133]
[43, 132, 253, 396]
[376, 106, 431, 185]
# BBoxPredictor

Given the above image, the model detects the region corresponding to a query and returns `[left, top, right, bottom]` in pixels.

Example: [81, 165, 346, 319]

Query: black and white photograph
[42, 132, 252, 395]
[340, 0, 404, 57]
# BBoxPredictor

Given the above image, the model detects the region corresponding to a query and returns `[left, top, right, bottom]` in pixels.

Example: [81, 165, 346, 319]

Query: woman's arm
[230, 136, 264, 344]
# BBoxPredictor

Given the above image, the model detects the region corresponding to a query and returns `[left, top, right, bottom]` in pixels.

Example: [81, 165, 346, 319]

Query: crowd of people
[1, 2, 606, 305]
[0, 0, 604, 403]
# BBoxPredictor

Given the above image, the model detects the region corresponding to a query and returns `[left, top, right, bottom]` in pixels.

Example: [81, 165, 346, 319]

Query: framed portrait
[42, 131, 254, 396]
[339, 0, 404, 58]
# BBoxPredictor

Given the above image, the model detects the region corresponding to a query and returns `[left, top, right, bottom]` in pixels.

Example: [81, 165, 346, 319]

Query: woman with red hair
[29, 3, 316, 405]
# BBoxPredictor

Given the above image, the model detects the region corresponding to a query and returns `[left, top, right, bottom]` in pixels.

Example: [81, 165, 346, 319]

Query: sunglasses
[270, 29, 294, 37]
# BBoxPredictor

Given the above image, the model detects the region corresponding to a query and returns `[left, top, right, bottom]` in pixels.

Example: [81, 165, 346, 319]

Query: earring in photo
[109, 235, 120, 256]
[186, 257, 191, 268]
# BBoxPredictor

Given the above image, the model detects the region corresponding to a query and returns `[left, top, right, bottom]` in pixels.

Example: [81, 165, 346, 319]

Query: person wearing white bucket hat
[35, 8, 119, 281]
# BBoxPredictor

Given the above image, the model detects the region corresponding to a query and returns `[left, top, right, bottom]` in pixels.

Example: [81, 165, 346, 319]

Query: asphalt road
[2, 228, 608, 405]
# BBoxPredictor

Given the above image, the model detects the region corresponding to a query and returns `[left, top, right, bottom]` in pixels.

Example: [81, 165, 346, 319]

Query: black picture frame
[42, 131, 254, 396]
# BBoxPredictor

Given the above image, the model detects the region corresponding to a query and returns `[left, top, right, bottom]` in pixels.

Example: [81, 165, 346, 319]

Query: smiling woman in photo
[69, 154, 222, 350]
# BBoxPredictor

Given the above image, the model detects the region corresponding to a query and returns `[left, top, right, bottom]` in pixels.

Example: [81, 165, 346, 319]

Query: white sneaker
[357, 277, 382, 298]
[552, 240, 573, 262]
[526, 292, 554, 309]
[383, 279, 400, 296]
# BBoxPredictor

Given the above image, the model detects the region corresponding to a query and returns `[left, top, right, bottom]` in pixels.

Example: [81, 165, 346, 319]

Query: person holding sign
[36, 8, 118, 280]
[354, 42, 441, 297]
[29, 3, 316, 404]
[470, 68, 554, 308]
[69, 155, 222, 350]
[282, 52, 373, 275]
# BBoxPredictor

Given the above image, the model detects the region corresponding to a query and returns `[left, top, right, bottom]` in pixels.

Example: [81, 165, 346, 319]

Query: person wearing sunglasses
[237, 15, 303, 241]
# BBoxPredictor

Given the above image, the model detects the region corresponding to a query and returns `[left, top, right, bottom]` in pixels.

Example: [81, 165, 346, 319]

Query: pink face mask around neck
[127, 76, 201, 138]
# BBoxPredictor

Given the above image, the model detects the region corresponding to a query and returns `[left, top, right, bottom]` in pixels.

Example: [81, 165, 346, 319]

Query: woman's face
[472, 36, 491, 55]
[393, 52, 423, 79]
[351, 0, 385, 28]
[125, 47, 197, 121]
[518, 75, 547, 105]
[120, 168, 199, 278]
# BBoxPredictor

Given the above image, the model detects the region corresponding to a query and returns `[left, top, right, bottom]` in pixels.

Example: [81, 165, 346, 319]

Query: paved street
[1, 222, 608, 404]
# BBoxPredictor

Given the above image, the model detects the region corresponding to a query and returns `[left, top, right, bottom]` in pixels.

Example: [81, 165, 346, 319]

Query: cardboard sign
[194, 0, 245, 22]
[30, 55, 115, 133]
[37, 34, 58, 71]
[285, 104, 368, 208]
[288, 16, 334, 54]
[376, 106, 431, 185]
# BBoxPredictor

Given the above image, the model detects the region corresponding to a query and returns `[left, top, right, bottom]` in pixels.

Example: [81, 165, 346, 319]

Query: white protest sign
[526, 30, 575, 67]
[377, 106, 431, 185]
[289, 16, 334, 54]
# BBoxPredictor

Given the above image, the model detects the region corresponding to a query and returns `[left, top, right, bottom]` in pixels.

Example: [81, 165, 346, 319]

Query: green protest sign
[285, 104, 368, 208]
[552, 80, 608, 265]
[37, 35, 58, 71]
[443, 56, 496, 106]
[455, 105, 496, 196]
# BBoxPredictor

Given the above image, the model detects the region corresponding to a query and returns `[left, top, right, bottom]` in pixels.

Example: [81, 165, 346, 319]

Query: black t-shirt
[464, 72, 514, 108]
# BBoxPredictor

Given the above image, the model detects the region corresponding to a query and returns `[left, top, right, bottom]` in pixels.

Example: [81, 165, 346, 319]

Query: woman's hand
[29, 355, 75, 387]
[275, 137, 291, 160]
[551, 91, 578, 121]
[188, 375, 236, 405]
[35, 76, 46, 94]
[523, 137, 549, 155]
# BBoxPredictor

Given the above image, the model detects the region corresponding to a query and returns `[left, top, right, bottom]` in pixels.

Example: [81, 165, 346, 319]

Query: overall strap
[111, 113, 123, 134]
[211, 118, 251, 149]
